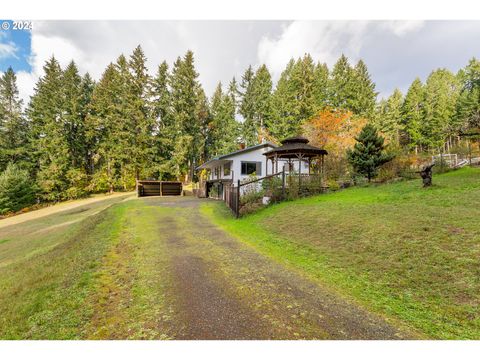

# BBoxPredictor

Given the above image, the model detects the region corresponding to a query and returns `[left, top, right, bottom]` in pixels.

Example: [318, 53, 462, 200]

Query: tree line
[0, 44, 479, 211]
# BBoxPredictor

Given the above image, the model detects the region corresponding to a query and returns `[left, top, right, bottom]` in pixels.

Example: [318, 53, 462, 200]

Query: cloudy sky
[1, 20, 479, 105]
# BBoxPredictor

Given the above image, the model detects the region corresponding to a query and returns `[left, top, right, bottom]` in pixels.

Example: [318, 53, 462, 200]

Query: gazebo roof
[263, 136, 328, 159]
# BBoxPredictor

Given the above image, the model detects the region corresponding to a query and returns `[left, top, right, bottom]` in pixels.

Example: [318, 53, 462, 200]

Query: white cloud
[257, 20, 426, 82]
[380, 20, 425, 37]
[0, 42, 18, 60]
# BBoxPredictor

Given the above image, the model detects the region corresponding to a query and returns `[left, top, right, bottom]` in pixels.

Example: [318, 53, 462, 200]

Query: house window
[241, 161, 261, 176]
[224, 162, 231, 176]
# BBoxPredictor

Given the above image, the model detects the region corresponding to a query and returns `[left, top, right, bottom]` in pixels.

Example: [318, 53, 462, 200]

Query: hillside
[203, 167, 480, 339]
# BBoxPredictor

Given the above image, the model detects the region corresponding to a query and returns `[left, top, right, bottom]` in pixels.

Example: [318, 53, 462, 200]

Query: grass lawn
[202, 167, 480, 339]
[0, 198, 173, 339]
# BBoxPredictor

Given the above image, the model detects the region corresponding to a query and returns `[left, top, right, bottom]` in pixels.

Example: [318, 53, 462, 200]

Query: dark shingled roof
[263, 136, 327, 159]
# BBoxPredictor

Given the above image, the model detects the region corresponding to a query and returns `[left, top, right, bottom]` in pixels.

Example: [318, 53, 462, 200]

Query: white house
[197, 141, 310, 199]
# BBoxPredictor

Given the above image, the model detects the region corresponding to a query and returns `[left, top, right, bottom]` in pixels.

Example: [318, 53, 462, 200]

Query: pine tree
[86, 63, 123, 192]
[313, 62, 330, 111]
[402, 78, 425, 152]
[0, 163, 37, 214]
[28, 56, 70, 200]
[347, 124, 394, 181]
[0, 67, 29, 171]
[456, 58, 480, 131]
[270, 55, 317, 140]
[127, 45, 155, 180]
[151, 61, 175, 179]
[330, 54, 356, 112]
[196, 86, 211, 166]
[374, 88, 403, 143]
[270, 59, 296, 139]
[209, 82, 240, 156]
[170, 50, 201, 181]
[248, 64, 273, 145]
[352, 59, 377, 118]
[423, 69, 460, 151]
[238, 65, 256, 145]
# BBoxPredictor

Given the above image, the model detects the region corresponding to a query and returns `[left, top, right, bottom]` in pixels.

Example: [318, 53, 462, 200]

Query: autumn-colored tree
[303, 107, 366, 153]
[302, 107, 366, 180]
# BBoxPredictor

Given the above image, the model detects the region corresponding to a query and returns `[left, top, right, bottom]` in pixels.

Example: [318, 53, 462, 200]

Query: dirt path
[143, 197, 413, 340]
[0, 192, 135, 230]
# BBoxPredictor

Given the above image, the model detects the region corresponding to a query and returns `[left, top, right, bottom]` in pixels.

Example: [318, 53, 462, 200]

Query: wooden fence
[137, 180, 183, 197]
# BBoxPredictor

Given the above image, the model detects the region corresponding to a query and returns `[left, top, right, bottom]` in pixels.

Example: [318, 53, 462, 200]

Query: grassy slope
[202, 167, 480, 339]
[0, 199, 173, 339]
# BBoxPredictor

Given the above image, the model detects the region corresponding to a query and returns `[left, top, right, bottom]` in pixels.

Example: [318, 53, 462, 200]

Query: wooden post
[282, 165, 286, 199]
[160, 181, 163, 196]
[298, 155, 302, 191]
[236, 179, 241, 218]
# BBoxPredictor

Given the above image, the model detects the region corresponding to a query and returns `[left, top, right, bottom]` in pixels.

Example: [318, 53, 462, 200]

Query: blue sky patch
[0, 20, 32, 72]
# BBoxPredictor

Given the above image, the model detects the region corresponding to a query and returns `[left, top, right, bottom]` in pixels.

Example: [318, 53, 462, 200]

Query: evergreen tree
[170, 50, 201, 181]
[209, 82, 240, 156]
[0, 67, 29, 171]
[374, 88, 403, 143]
[347, 124, 394, 181]
[249, 64, 273, 144]
[456, 58, 480, 131]
[151, 61, 175, 179]
[86, 63, 123, 192]
[352, 59, 377, 118]
[127, 45, 155, 180]
[270, 59, 296, 140]
[0, 163, 37, 214]
[423, 69, 460, 151]
[195, 86, 211, 167]
[329, 54, 356, 112]
[401, 78, 425, 151]
[313, 62, 330, 110]
[28, 56, 70, 200]
[238, 66, 256, 145]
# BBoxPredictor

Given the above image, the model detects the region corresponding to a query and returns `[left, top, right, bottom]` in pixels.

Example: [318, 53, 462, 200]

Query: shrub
[0, 163, 37, 215]
[209, 185, 220, 199]
[327, 179, 340, 191]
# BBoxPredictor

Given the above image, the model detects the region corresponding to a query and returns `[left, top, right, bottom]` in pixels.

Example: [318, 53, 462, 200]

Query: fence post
[282, 165, 286, 199]
[236, 179, 241, 218]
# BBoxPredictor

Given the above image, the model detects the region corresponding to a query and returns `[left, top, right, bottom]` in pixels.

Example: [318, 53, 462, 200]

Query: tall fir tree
[28, 56, 70, 200]
[151, 61, 175, 179]
[86, 63, 123, 192]
[209, 82, 239, 156]
[312, 62, 330, 111]
[238, 65, 256, 145]
[423, 69, 460, 151]
[170, 50, 201, 181]
[0, 67, 29, 171]
[329, 54, 356, 112]
[456, 58, 480, 131]
[270, 59, 296, 140]
[127, 45, 155, 180]
[352, 59, 377, 118]
[374, 89, 403, 143]
[401, 78, 425, 152]
[249, 64, 273, 144]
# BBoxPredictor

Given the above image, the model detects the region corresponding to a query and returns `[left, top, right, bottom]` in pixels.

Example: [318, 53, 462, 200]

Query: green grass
[201, 167, 480, 339]
[0, 197, 173, 339]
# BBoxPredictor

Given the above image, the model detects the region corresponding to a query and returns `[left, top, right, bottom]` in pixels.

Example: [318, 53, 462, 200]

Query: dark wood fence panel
[137, 181, 183, 197]
[224, 183, 239, 218]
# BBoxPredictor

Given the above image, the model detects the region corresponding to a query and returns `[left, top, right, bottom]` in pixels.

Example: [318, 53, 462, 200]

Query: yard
[203, 166, 480, 339]
[0, 167, 478, 339]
